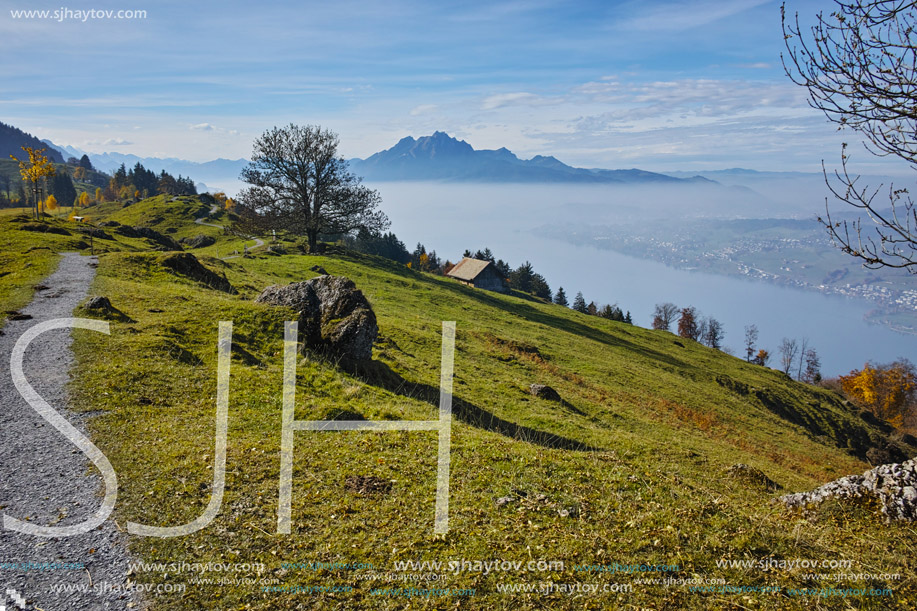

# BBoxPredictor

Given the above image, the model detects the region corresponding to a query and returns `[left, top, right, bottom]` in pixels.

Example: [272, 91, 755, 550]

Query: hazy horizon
[4, 0, 914, 179]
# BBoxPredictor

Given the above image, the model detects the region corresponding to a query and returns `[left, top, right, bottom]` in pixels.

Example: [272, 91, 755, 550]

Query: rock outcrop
[779, 457, 917, 521]
[256, 275, 377, 363]
[182, 234, 216, 249]
[158, 253, 235, 293]
[114, 225, 183, 251]
[530, 384, 562, 402]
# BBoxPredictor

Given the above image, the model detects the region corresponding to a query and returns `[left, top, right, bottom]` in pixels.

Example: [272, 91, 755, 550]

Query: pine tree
[49, 172, 77, 208]
[572, 292, 587, 313]
[553, 287, 569, 307]
[802, 349, 822, 384]
[509, 261, 535, 293]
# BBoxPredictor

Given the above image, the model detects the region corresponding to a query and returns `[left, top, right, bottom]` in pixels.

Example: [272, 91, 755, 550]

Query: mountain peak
[351, 132, 704, 184]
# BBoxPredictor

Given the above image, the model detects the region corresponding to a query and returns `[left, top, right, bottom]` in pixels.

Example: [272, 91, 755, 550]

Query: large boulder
[256, 275, 377, 363]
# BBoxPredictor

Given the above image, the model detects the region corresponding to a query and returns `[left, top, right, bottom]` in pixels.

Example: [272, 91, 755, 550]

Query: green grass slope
[3, 195, 915, 609]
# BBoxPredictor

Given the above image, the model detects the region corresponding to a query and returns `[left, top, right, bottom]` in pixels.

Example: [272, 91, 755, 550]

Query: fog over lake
[368, 181, 917, 377]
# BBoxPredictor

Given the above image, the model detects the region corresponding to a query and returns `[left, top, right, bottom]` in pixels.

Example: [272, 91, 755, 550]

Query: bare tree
[744, 324, 759, 362]
[779, 337, 799, 376]
[782, 1, 917, 271]
[796, 337, 810, 380]
[238, 124, 389, 252]
[652, 302, 679, 331]
[703, 317, 725, 350]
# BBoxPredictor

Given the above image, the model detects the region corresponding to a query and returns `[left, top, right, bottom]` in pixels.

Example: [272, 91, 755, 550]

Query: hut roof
[447, 257, 495, 282]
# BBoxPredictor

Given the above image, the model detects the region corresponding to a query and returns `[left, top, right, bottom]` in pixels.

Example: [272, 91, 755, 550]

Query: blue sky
[0, 0, 902, 173]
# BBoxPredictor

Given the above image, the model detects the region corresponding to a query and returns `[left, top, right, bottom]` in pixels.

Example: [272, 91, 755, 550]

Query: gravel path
[0, 253, 139, 610]
[194, 204, 265, 256]
[194, 204, 222, 229]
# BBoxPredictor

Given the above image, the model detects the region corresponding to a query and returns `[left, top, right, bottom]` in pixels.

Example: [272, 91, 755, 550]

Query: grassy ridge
[3, 195, 915, 609]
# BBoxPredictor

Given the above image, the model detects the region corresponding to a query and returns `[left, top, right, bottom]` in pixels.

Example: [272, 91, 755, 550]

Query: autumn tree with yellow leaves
[11, 146, 56, 219]
[840, 360, 917, 428]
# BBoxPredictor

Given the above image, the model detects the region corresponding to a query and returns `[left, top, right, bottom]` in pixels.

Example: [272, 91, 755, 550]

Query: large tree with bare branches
[238, 124, 388, 252]
[782, 0, 917, 271]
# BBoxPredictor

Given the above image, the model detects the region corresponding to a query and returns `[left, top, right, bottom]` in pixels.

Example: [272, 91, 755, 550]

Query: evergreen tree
[509, 261, 535, 293]
[49, 172, 77, 208]
[531, 273, 551, 300]
[553, 287, 568, 306]
[78, 154, 93, 171]
[572, 292, 587, 313]
[802, 348, 822, 384]
[158, 171, 178, 195]
[624, 311, 633, 324]
[113, 163, 129, 188]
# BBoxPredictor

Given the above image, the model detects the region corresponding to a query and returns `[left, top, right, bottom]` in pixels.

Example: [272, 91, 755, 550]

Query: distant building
[446, 257, 507, 292]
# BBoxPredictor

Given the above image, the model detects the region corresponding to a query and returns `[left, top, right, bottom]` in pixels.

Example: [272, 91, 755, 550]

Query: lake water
[370, 182, 917, 377]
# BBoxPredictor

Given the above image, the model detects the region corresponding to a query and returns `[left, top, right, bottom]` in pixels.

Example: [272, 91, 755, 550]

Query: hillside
[0, 158, 110, 202]
[0, 121, 64, 164]
[0, 197, 915, 609]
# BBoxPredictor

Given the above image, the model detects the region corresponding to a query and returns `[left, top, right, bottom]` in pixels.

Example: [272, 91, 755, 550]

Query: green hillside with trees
[0, 189, 914, 609]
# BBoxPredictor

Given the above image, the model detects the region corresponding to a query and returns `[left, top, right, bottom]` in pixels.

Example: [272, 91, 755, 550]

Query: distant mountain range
[349, 131, 715, 184]
[40, 140, 246, 193]
[38, 130, 721, 189]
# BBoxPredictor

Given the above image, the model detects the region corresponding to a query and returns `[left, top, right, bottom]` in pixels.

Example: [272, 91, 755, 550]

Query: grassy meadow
[1, 196, 915, 609]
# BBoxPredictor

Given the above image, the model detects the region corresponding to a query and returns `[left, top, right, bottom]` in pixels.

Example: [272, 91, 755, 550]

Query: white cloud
[190, 122, 215, 131]
[481, 92, 543, 110]
[410, 104, 438, 116]
[84, 137, 132, 146]
[622, 0, 770, 32]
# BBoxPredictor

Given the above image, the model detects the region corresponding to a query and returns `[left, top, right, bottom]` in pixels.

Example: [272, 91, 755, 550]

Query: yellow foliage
[840, 362, 916, 428]
[11, 146, 56, 187]
[44, 194, 58, 211]
[94, 187, 103, 202]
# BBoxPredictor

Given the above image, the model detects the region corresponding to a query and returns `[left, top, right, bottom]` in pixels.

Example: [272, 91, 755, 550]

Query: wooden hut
[446, 257, 507, 292]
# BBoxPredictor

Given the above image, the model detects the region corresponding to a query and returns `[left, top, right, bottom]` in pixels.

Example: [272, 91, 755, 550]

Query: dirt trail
[193, 204, 264, 257]
[0, 253, 139, 610]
